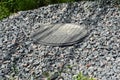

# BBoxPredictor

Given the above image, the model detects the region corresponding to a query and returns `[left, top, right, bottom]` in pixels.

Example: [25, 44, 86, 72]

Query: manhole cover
[30, 23, 88, 46]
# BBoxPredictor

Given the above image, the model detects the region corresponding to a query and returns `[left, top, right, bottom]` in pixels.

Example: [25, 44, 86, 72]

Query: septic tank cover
[30, 23, 88, 46]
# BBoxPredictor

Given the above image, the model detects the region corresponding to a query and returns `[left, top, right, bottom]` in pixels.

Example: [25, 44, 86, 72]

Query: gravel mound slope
[0, 1, 120, 80]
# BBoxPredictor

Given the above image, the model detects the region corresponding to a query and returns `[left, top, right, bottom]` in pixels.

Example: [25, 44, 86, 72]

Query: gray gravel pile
[0, 1, 120, 80]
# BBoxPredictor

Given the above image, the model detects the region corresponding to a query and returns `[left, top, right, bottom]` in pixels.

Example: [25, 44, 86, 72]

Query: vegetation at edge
[0, 0, 75, 20]
[73, 72, 96, 80]
[0, 0, 120, 20]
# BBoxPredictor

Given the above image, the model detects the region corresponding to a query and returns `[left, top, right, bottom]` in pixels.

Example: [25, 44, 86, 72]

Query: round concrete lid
[30, 23, 88, 46]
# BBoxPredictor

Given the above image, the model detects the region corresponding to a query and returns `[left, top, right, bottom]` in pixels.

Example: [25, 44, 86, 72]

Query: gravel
[0, 1, 120, 80]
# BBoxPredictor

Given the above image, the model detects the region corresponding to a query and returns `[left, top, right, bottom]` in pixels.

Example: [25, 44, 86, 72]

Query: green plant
[11, 63, 19, 75]
[0, 3, 10, 20]
[42, 71, 50, 77]
[73, 72, 95, 80]
[67, 65, 73, 69]
[16, 0, 38, 11]
[0, 0, 17, 12]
